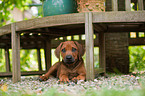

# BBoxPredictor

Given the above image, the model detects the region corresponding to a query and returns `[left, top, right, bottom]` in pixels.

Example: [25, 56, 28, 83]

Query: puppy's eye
[61, 48, 66, 53]
[72, 47, 77, 52]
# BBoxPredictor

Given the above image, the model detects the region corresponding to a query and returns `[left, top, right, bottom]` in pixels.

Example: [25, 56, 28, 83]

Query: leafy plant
[129, 46, 145, 72]
[0, 0, 32, 26]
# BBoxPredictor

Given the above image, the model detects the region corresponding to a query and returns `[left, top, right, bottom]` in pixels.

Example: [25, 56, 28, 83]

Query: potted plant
[42, 0, 78, 16]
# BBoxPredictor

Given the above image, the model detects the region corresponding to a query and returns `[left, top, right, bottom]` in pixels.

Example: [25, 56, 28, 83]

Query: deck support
[138, 0, 144, 10]
[99, 32, 106, 73]
[125, 0, 131, 11]
[5, 48, 11, 72]
[37, 49, 42, 71]
[112, 0, 118, 11]
[44, 40, 51, 71]
[11, 23, 21, 83]
[85, 12, 94, 80]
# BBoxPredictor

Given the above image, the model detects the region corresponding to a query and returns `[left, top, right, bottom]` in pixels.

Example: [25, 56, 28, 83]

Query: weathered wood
[125, 0, 131, 11]
[37, 49, 42, 71]
[5, 48, 11, 72]
[138, 0, 144, 10]
[15, 13, 85, 31]
[0, 24, 11, 36]
[112, 0, 118, 11]
[136, 32, 139, 38]
[99, 32, 106, 73]
[0, 71, 47, 77]
[85, 12, 94, 80]
[129, 38, 145, 45]
[93, 11, 145, 23]
[11, 23, 21, 83]
[93, 24, 106, 32]
[44, 40, 51, 71]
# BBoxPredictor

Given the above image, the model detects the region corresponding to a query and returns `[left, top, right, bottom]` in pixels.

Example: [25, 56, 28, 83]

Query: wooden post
[44, 40, 51, 71]
[37, 48, 42, 71]
[125, 0, 131, 11]
[5, 48, 11, 72]
[138, 0, 144, 10]
[11, 23, 21, 83]
[85, 12, 94, 81]
[99, 32, 106, 73]
[112, 0, 118, 11]
[136, 32, 139, 38]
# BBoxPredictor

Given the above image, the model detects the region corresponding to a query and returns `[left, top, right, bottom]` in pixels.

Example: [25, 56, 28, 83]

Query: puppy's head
[55, 41, 85, 64]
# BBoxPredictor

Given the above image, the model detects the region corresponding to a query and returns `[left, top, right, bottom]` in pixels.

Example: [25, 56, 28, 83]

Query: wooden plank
[44, 40, 51, 71]
[93, 11, 145, 23]
[15, 13, 85, 31]
[136, 32, 139, 38]
[99, 32, 106, 73]
[129, 38, 145, 45]
[0, 71, 47, 77]
[112, 0, 118, 11]
[0, 24, 11, 36]
[85, 12, 94, 81]
[37, 49, 42, 71]
[93, 24, 106, 32]
[125, 0, 131, 11]
[5, 48, 11, 72]
[138, 0, 144, 10]
[11, 23, 21, 83]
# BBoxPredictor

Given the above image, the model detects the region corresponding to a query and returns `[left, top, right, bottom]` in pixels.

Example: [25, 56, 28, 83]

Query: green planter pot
[43, 0, 78, 16]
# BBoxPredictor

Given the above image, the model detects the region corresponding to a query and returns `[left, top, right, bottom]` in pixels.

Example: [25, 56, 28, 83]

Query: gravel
[0, 74, 145, 95]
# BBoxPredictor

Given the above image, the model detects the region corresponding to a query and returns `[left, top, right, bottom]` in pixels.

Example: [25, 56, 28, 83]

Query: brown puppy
[39, 41, 86, 82]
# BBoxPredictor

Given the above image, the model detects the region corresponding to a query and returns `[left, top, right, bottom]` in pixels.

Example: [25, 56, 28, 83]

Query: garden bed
[0, 73, 145, 96]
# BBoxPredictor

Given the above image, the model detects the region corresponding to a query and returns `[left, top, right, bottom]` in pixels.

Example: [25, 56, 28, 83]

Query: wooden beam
[11, 23, 21, 83]
[85, 12, 94, 81]
[125, 0, 131, 11]
[0, 24, 11, 36]
[15, 13, 85, 31]
[112, 0, 118, 11]
[93, 11, 145, 23]
[5, 48, 11, 72]
[129, 38, 145, 45]
[138, 0, 144, 10]
[37, 49, 42, 71]
[99, 32, 106, 73]
[44, 40, 51, 71]
[93, 24, 106, 32]
[0, 71, 47, 77]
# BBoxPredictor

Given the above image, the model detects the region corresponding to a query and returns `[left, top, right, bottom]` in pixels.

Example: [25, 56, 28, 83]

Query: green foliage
[43, 88, 68, 96]
[20, 49, 38, 71]
[0, 49, 6, 72]
[0, 0, 32, 26]
[129, 46, 145, 72]
[84, 88, 145, 96]
[0, 49, 40, 72]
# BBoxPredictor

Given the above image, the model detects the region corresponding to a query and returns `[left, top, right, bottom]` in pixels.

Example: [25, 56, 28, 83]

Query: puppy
[39, 41, 86, 83]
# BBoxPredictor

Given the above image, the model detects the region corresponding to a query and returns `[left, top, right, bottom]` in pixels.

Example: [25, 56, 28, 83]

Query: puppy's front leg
[39, 62, 60, 81]
[59, 74, 69, 83]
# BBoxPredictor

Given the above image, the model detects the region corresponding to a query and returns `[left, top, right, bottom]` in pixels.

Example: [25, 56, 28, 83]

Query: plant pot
[43, 0, 78, 16]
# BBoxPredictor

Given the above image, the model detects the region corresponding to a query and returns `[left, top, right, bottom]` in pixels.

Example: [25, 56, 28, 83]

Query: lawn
[0, 73, 145, 96]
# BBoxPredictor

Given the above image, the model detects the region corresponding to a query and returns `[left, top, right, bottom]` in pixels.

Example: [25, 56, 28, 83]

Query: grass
[1, 87, 145, 96]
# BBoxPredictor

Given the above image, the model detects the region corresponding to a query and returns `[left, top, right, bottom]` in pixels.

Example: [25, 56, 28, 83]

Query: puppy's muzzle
[64, 55, 75, 64]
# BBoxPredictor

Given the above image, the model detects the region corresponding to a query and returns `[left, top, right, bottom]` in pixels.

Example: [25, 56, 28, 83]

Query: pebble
[0, 75, 144, 95]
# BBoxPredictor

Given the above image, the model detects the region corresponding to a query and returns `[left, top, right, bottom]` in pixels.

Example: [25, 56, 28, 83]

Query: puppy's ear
[74, 41, 85, 59]
[55, 42, 63, 59]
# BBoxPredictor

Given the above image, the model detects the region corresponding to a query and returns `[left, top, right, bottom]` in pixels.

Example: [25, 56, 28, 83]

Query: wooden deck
[0, 0, 145, 82]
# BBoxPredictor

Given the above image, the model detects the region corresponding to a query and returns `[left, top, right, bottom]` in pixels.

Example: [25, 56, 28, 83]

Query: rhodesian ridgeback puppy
[39, 41, 86, 83]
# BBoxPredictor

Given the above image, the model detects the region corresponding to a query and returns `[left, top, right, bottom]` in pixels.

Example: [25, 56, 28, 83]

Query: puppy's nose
[66, 55, 72, 59]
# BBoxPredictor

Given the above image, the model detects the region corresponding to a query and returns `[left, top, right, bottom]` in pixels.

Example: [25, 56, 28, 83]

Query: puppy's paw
[38, 76, 48, 82]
